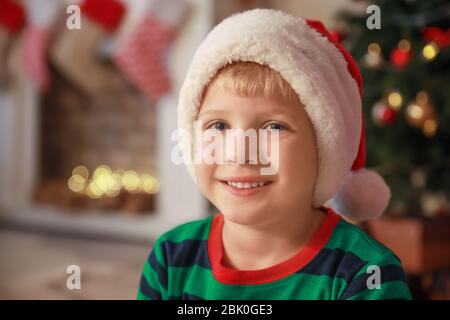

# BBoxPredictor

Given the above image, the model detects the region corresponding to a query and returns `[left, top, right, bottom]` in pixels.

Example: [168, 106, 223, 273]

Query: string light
[364, 42, 383, 69]
[72, 165, 89, 180]
[67, 175, 85, 193]
[122, 170, 140, 192]
[423, 119, 438, 137]
[67, 165, 160, 199]
[387, 91, 403, 110]
[140, 174, 160, 194]
[368, 42, 381, 55]
[87, 181, 103, 198]
[416, 91, 429, 104]
[398, 39, 411, 52]
[405, 91, 438, 136]
[407, 103, 424, 120]
[93, 165, 111, 179]
[422, 42, 439, 61]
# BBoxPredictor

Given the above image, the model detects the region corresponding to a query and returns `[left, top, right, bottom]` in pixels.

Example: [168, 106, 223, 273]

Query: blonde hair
[201, 61, 301, 106]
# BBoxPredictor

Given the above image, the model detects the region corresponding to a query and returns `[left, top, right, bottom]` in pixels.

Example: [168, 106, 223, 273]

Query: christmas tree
[337, 0, 450, 217]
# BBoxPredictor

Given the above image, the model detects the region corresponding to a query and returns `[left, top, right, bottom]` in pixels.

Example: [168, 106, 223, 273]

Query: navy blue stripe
[300, 248, 367, 282]
[161, 239, 210, 269]
[340, 264, 407, 299]
[182, 292, 204, 300]
[169, 292, 204, 300]
[148, 251, 168, 290]
[139, 276, 162, 300]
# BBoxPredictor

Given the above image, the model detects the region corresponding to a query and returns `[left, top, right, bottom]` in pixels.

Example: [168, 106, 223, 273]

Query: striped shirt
[137, 207, 412, 300]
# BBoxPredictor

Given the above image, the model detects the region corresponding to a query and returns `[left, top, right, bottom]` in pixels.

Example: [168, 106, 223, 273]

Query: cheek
[194, 163, 217, 195]
[277, 136, 318, 186]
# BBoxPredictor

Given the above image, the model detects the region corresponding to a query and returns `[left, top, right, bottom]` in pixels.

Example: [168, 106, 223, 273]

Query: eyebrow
[196, 109, 229, 118]
[197, 107, 297, 120]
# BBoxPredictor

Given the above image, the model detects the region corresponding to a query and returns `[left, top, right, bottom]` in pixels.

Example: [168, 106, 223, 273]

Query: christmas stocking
[0, 0, 25, 88]
[113, 0, 190, 101]
[50, 0, 126, 97]
[21, 0, 63, 93]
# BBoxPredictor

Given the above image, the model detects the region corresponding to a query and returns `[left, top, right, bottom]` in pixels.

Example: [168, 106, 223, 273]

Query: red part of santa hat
[305, 19, 390, 221]
[177, 9, 391, 221]
[305, 19, 366, 172]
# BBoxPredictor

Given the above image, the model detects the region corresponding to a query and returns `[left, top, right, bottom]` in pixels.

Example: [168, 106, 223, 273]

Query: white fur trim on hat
[177, 9, 387, 220]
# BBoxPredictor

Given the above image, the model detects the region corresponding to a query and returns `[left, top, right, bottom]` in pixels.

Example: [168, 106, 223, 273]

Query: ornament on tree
[0, 0, 25, 87]
[363, 42, 383, 69]
[423, 26, 450, 49]
[50, 0, 127, 97]
[113, 0, 191, 101]
[405, 91, 438, 137]
[390, 39, 412, 69]
[371, 100, 397, 126]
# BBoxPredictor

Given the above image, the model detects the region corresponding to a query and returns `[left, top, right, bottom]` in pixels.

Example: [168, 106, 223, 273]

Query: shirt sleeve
[339, 253, 412, 300]
[137, 237, 169, 300]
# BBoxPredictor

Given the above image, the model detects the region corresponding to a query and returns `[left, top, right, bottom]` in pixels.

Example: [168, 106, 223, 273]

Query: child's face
[195, 83, 318, 225]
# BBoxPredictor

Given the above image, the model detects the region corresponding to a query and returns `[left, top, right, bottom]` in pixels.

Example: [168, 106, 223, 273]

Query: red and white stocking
[21, 0, 63, 92]
[113, 0, 190, 101]
[0, 0, 25, 87]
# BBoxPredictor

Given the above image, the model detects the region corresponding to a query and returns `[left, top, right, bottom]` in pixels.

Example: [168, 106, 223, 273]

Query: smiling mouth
[218, 178, 273, 196]
[222, 181, 271, 189]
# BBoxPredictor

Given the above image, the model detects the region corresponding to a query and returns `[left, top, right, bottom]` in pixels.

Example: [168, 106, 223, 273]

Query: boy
[137, 9, 411, 300]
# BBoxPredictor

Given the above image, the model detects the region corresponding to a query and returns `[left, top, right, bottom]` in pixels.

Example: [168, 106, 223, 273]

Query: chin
[220, 203, 270, 225]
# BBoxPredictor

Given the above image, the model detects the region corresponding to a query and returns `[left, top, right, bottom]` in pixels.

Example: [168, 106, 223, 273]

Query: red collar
[207, 206, 340, 285]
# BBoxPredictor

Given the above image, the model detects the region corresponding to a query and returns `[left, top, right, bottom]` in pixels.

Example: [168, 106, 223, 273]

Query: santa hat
[177, 9, 390, 221]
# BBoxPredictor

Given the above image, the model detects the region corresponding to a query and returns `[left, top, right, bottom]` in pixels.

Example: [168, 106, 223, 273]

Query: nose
[224, 130, 258, 165]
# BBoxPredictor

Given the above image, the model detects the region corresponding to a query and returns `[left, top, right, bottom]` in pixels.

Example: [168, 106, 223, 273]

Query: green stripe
[143, 260, 168, 298]
[168, 265, 347, 300]
[137, 290, 150, 300]
[152, 239, 167, 270]
[152, 216, 213, 268]
[344, 281, 412, 300]
[325, 220, 396, 261]
[162, 216, 213, 243]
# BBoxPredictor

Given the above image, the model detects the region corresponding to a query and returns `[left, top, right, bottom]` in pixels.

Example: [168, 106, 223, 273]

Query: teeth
[226, 181, 267, 189]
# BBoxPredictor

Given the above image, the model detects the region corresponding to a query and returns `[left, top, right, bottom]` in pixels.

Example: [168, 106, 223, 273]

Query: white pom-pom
[330, 168, 391, 222]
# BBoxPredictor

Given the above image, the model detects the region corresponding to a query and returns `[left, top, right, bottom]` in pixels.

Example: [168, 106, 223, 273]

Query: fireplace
[34, 65, 157, 214]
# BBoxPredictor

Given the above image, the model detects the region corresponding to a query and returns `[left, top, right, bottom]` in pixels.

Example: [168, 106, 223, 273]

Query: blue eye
[266, 123, 285, 131]
[208, 121, 228, 131]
